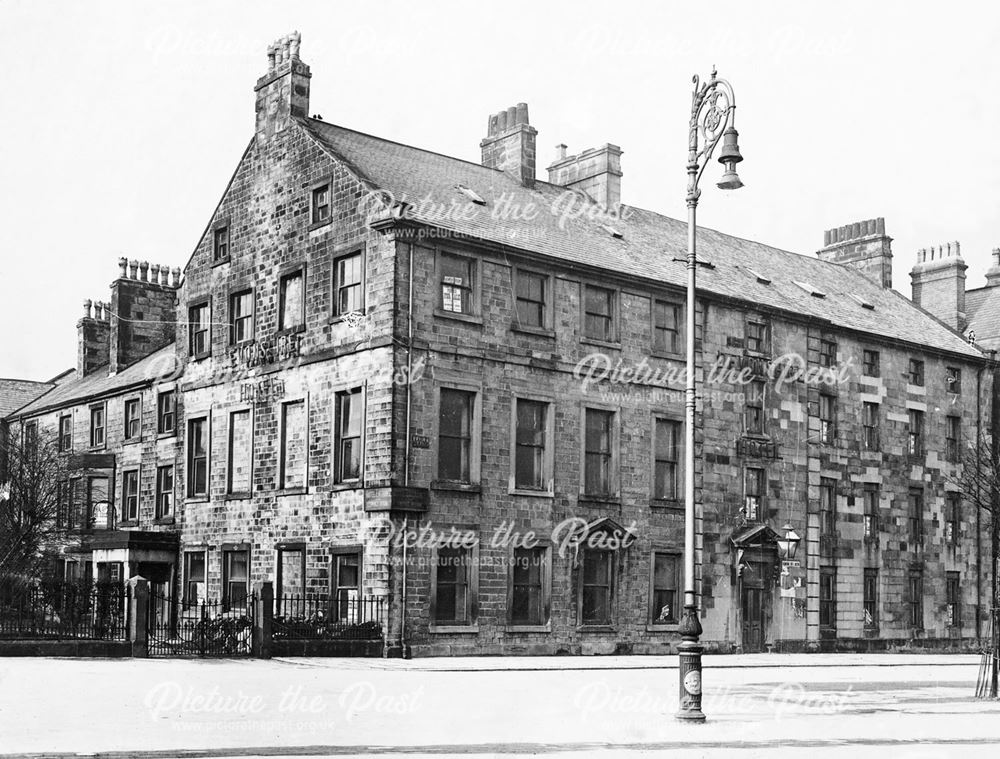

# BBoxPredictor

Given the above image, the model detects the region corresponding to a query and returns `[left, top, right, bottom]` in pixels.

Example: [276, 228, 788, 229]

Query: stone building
[6, 264, 182, 598]
[2, 33, 994, 655]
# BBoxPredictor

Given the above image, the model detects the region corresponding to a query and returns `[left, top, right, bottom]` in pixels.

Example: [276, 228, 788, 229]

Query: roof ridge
[302, 117, 507, 176]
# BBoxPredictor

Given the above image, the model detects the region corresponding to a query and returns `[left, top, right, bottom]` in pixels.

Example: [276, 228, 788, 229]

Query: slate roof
[0, 379, 56, 418]
[300, 118, 981, 360]
[965, 286, 1000, 345]
[8, 344, 176, 421]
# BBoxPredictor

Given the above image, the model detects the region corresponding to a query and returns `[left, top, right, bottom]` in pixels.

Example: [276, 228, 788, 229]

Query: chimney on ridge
[984, 248, 1000, 288]
[77, 299, 111, 379]
[480, 103, 537, 186]
[816, 218, 893, 288]
[910, 242, 967, 331]
[108, 258, 180, 374]
[547, 143, 623, 210]
[255, 31, 311, 144]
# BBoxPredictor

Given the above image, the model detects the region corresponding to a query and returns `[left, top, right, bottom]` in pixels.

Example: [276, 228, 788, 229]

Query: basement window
[455, 185, 486, 205]
[793, 280, 826, 298]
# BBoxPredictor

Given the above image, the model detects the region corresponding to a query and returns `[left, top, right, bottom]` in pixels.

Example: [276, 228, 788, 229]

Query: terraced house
[3, 34, 994, 656]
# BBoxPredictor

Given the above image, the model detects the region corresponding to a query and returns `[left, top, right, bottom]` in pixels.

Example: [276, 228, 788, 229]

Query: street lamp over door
[677, 67, 743, 723]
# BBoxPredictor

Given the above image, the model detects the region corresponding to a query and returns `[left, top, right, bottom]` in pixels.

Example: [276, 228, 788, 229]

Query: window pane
[281, 401, 306, 489]
[280, 273, 303, 329]
[515, 400, 546, 489]
[229, 410, 252, 493]
[438, 389, 472, 482]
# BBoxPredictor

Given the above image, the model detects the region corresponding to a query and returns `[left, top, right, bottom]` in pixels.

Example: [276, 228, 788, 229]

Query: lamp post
[677, 67, 743, 723]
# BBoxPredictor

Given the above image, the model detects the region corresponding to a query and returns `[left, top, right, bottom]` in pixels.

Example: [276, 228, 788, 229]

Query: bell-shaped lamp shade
[716, 126, 744, 190]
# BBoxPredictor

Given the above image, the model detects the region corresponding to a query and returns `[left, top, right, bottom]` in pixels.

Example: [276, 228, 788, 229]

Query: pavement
[0, 654, 997, 758]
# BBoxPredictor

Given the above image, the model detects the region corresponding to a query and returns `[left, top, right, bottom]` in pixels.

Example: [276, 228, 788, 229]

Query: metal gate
[148, 592, 255, 657]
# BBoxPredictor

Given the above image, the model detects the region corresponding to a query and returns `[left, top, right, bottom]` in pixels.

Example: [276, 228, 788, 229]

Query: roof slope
[0, 379, 56, 418]
[9, 344, 176, 420]
[965, 286, 1000, 344]
[301, 118, 980, 359]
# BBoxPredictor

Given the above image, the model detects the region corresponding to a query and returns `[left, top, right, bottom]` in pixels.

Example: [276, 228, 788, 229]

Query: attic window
[745, 267, 771, 284]
[455, 185, 486, 205]
[793, 280, 826, 298]
[599, 224, 624, 239]
[849, 293, 876, 310]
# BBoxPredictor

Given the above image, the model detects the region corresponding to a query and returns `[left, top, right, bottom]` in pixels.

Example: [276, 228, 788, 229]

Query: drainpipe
[977, 366, 983, 640]
[399, 240, 415, 658]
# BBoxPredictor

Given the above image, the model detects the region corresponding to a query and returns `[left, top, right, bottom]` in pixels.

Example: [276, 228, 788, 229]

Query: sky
[1, 0, 998, 380]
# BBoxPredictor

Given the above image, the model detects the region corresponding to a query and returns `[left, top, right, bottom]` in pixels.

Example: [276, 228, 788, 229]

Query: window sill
[276, 324, 306, 337]
[153, 517, 176, 526]
[650, 499, 683, 512]
[577, 624, 615, 633]
[118, 520, 138, 529]
[309, 219, 332, 232]
[646, 623, 680, 633]
[224, 493, 252, 501]
[508, 488, 554, 498]
[230, 339, 255, 350]
[431, 481, 481, 494]
[506, 624, 551, 634]
[330, 482, 363, 493]
[580, 337, 620, 350]
[276, 487, 309, 497]
[328, 313, 364, 326]
[122, 438, 141, 446]
[187, 496, 209, 504]
[190, 352, 212, 362]
[429, 624, 479, 635]
[434, 308, 483, 326]
[511, 324, 555, 339]
[211, 256, 231, 268]
[578, 494, 621, 506]
[88, 445, 107, 452]
[650, 349, 684, 361]
[157, 431, 177, 441]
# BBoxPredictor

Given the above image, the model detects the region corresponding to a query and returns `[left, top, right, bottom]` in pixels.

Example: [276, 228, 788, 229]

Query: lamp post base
[676, 605, 706, 722]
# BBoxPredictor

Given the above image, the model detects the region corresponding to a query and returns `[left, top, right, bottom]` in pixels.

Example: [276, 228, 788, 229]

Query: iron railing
[147, 593, 255, 657]
[0, 581, 128, 640]
[273, 595, 384, 641]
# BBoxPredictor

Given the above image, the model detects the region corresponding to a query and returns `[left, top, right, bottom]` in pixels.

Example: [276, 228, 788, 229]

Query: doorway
[741, 585, 765, 652]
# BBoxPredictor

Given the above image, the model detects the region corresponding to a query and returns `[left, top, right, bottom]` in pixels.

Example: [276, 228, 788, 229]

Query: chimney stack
[816, 217, 893, 288]
[547, 143, 623, 210]
[480, 103, 537, 187]
[255, 31, 311, 145]
[985, 248, 1000, 288]
[109, 259, 180, 374]
[910, 242, 967, 331]
[77, 298, 111, 379]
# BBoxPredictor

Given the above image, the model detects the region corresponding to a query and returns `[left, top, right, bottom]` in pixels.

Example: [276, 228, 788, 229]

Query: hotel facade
[4, 34, 996, 656]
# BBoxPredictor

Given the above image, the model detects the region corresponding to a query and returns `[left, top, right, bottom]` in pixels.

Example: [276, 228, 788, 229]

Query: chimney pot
[118, 257, 128, 278]
[139, 261, 149, 282]
[84, 299, 93, 319]
[150, 264, 160, 283]
[817, 216, 893, 287]
[128, 259, 139, 278]
[172, 267, 181, 287]
[481, 102, 537, 186]
[256, 33, 311, 143]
